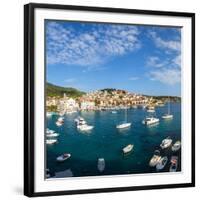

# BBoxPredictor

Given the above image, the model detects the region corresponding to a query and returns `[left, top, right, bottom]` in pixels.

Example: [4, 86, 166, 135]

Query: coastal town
[46, 88, 173, 114]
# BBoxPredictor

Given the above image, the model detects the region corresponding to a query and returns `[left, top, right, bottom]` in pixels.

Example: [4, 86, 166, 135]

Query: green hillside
[46, 82, 85, 98]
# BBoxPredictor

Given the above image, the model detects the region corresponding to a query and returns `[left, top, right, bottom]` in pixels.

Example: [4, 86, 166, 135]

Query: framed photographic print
[24, 3, 195, 197]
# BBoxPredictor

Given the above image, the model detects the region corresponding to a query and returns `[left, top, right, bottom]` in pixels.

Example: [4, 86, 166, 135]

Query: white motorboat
[75, 117, 87, 125]
[172, 141, 181, 152]
[56, 153, 71, 162]
[58, 117, 64, 122]
[169, 156, 178, 172]
[56, 121, 63, 126]
[142, 117, 159, 125]
[162, 98, 173, 119]
[66, 110, 77, 114]
[111, 111, 117, 114]
[123, 144, 134, 154]
[149, 150, 161, 167]
[97, 158, 105, 172]
[46, 139, 57, 144]
[78, 120, 87, 126]
[156, 156, 168, 170]
[160, 137, 172, 149]
[46, 112, 52, 117]
[116, 108, 131, 129]
[78, 124, 94, 131]
[147, 109, 155, 113]
[46, 129, 55, 134]
[46, 132, 59, 138]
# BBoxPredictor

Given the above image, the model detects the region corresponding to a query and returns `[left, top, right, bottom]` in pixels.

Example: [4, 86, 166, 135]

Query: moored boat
[162, 98, 173, 119]
[46, 112, 52, 117]
[123, 144, 134, 154]
[117, 123, 131, 129]
[97, 158, 105, 172]
[56, 153, 71, 162]
[56, 121, 63, 126]
[147, 109, 155, 113]
[111, 111, 117, 114]
[172, 141, 181, 152]
[78, 124, 94, 131]
[46, 139, 57, 144]
[169, 156, 178, 172]
[142, 117, 159, 125]
[160, 137, 172, 149]
[46, 128, 55, 134]
[156, 156, 168, 170]
[116, 107, 131, 129]
[58, 117, 64, 122]
[162, 114, 173, 119]
[46, 132, 59, 138]
[149, 150, 161, 167]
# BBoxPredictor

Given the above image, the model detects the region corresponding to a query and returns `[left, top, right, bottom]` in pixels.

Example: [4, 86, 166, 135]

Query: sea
[46, 102, 181, 178]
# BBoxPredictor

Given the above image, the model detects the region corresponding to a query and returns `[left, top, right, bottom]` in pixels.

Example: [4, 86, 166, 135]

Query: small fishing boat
[169, 156, 178, 172]
[123, 144, 134, 154]
[97, 158, 105, 172]
[156, 156, 168, 170]
[149, 150, 161, 167]
[172, 141, 181, 152]
[160, 137, 172, 149]
[56, 153, 71, 162]
[46, 139, 57, 144]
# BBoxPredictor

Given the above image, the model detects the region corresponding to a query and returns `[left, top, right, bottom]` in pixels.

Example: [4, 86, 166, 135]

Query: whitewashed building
[80, 101, 95, 110]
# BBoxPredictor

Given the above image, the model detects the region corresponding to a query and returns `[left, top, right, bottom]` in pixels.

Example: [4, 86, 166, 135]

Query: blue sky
[46, 20, 181, 96]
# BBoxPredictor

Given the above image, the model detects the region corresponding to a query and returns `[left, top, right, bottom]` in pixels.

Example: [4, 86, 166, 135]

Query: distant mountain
[46, 82, 85, 98]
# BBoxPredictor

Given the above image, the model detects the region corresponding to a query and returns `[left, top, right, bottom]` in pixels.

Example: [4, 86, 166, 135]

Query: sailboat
[162, 97, 173, 119]
[143, 109, 159, 125]
[116, 107, 131, 129]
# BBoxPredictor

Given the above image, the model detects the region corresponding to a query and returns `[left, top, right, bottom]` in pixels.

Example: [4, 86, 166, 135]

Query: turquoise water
[46, 103, 181, 178]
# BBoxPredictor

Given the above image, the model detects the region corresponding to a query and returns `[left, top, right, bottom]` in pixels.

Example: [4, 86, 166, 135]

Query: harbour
[46, 102, 181, 178]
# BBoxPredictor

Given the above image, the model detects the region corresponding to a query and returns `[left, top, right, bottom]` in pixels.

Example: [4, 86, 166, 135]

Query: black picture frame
[24, 3, 195, 197]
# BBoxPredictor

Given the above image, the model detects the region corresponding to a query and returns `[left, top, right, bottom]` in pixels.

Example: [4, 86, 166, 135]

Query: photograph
[45, 20, 182, 179]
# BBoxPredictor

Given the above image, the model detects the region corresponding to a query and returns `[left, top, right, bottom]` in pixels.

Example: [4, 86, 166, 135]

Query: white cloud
[147, 30, 181, 85]
[146, 56, 168, 68]
[150, 68, 181, 85]
[173, 55, 181, 67]
[129, 77, 139, 81]
[149, 31, 181, 52]
[46, 22, 141, 67]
